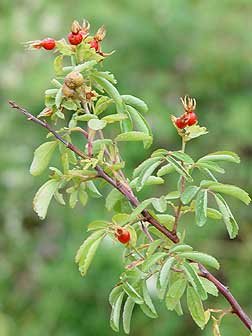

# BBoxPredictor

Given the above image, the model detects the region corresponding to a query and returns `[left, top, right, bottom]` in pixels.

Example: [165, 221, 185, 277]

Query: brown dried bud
[64, 71, 84, 89]
[37, 107, 53, 118]
[180, 95, 196, 114]
[95, 25, 106, 41]
[62, 83, 76, 98]
[85, 91, 97, 101]
[71, 20, 82, 34]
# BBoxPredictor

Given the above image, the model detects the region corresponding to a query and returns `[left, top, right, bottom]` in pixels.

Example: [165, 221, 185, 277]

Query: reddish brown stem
[199, 264, 252, 331]
[9, 100, 252, 332]
[9, 101, 178, 243]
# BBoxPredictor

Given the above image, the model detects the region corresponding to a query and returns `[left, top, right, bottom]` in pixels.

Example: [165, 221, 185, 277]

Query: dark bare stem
[10, 100, 252, 332]
[9, 101, 178, 243]
[199, 264, 252, 331]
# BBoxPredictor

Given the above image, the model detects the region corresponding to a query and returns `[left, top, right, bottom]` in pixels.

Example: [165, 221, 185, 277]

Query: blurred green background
[1, 0, 252, 335]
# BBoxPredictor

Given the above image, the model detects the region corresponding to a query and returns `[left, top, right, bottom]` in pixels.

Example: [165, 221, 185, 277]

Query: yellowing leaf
[30, 141, 58, 176]
[33, 179, 60, 219]
[75, 230, 105, 276]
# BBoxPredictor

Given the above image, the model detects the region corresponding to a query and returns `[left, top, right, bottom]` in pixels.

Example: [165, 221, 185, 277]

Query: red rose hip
[116, 228, 131, 244]
[68, 32, 83, 45]
[187, 112, 197, 126]
[175, 116, 187, 129]
[89, 39, 99, 51]
[41, 38, 56, 50]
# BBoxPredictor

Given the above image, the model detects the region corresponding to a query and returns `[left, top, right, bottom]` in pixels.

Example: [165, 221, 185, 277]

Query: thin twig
[9, 101, 178, 243]
[141, 221, 154, 242]
[10, 100, 252, 332]
[199, 264, 252, 331]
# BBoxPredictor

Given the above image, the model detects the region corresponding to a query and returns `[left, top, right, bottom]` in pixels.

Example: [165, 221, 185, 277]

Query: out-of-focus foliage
[0, 0, 251, 335]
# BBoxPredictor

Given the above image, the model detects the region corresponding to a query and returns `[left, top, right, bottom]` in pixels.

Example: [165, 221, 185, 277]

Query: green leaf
[201, 278, 218, 297]
[197, 151, 240, 164]
[165, 156, 192, 181]
[92, 75, 124, 114]
[136, 160, 161, 192]
[141, 252, 166, 273]
[75, 114, 97, 122]
[182, 262, 207, 300]
[75, 60, 97, 72]
[109, 285, 123, 306]
[129, 199, 153, 221]
[75, 230, 105, 276]
[146, 239, 162, 258]
[54, 55, 63, 76]
[121, 95, 148, 113]
[56, 39, 75, 56]
[123, 282, 144, 304]
[95, 96, 113, 115]
[120, 110, 133, 133]
[187, 286, 206, 329]
[214, 194, 239, 238]
[156, 214, 175, 230]
[195, 189, 208, 227]
[139, 176, 164, 186]
[174, 301, 184, 316]
[181, 186, 200, 204]
[102, 114, 128, 123]
[30, 141, 58, 176]
[171, 151, 194, 164]
[206, 208, 222, 219]
[88, 118, 107, 131]
[54, 190, 65, 205]
[115, 131, 152, 143]
[157, 163, 176, 177]
[45, 88, 58, 96]
[179, 252, 220, 270]
[196, 161, 225, 174]
[105, 189, 123, 211]
[95, 71, 117, 84]
[151, 148, 168, 157]
[158, 257, 176, 299]
[127, 105, 152, 148]
[151, 196, 167, 213]
[55, 88, 63, 108]
[33, 180, 60, 220]
[92, 139, 112, 155]
[165, 191, 180, 200]
[166, 277, 187, 310]
[61, 99, 78, 111]
[127, 226, 138, 247]
[140, 281, 158, 318]
[69, 189, 78, 208]
[112, 213, 130, 226]
[122, 297, 135, 334]
[88, 220, 110, 231]
[110, 291, 124, 332]
[86, 181, 102, 198]
[169, 244, 193, 254]
[133, 157, 162, 178]
[79, 190, 88, 207]
[184, 125, 208, 142]
[201, 181, 251, 205]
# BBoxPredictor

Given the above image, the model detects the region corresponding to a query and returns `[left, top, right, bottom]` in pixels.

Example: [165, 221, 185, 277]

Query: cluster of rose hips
[26, 19, 106, 54]
[67, 20, 105, 52]
[175, 96, 198, 129]
[115, 227, 131, 244]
